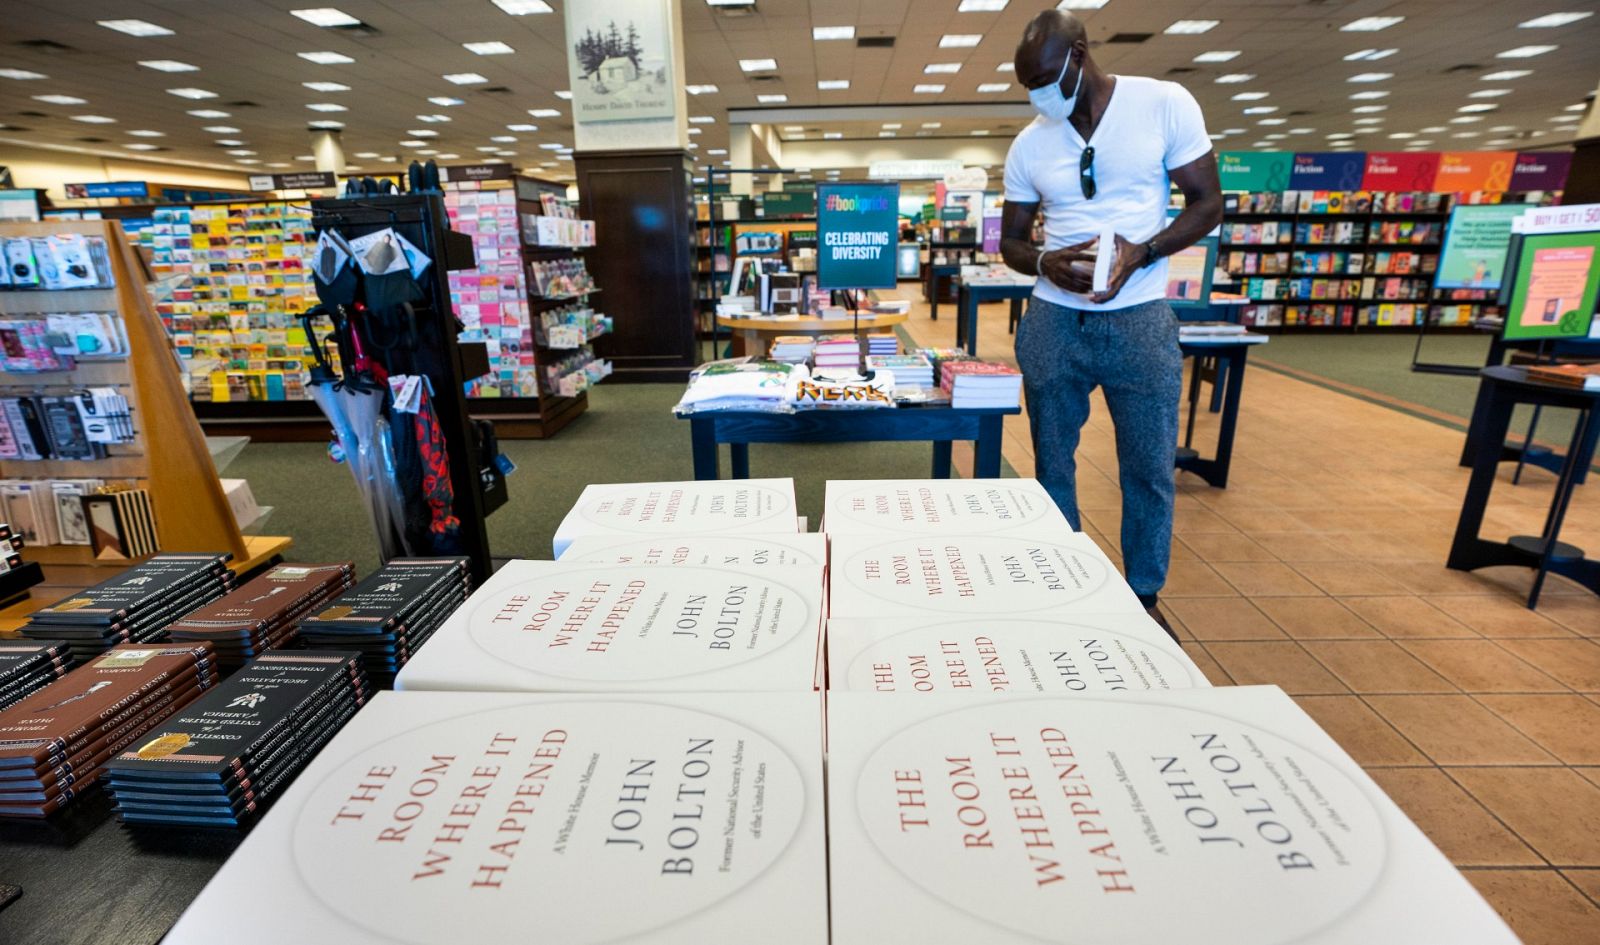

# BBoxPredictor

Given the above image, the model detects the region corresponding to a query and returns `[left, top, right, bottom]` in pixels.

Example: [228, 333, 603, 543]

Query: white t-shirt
[1004, 75, 1212, 311]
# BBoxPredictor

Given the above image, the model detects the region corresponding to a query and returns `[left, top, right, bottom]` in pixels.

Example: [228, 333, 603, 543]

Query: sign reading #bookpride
[817, 181, 900, 290]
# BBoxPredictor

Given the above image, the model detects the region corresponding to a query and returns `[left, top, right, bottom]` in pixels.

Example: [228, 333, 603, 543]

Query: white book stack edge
[164, 690, 828, 945]
[559, 533, 827, 567]
[826, 686, 1518, 944]
[394, 558, 826, 693]
[821, 478, 1073, 539]
[551, 478, 799, 558]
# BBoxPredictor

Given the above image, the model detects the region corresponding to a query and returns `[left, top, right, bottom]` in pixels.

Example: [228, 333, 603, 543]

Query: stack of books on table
[551, 477, 801, 557]
[867, 353, 933, 389]
[769, 335, 815, 364]
[1178, 321, 1269, 345]
[1525, 361, 1600, 391]
[297, 557, 471, 689]
[0, 643, 217, 818]
[0, 639, 72, 712]
[18, 554, 237, 662]
[866, 332, 898, 357]
[813, 334, 861, 371]
[166, 562, 355, 671]
[941, 359, 1023, 408]
[157, 475, 1517, 944]
[103, 650, 368, 828]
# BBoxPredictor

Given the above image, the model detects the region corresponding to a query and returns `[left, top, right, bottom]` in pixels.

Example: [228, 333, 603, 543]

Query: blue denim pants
[1014, 296, 1181, 598]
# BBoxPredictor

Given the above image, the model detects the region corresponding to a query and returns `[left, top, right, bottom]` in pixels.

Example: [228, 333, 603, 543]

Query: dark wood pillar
[573, 149, 698, 381]
[1563, 136, 1600, 206]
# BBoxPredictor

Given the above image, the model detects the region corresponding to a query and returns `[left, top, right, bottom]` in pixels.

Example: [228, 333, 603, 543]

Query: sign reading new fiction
[1217, 150, 1571, 195]
[817, 181, 900, 290]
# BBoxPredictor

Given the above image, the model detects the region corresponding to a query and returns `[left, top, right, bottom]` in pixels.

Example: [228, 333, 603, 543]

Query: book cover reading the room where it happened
[821, 478, 1073, 538]
[552, 479, 799, 558]
[826, 686, 1519, 945]
[163, 690, 827, 945]
[558, 533, 826, 568]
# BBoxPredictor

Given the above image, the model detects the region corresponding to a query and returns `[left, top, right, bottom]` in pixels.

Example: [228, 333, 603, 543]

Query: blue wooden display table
[681, 406, 1020, 480]
[956, 281, 1034, 356]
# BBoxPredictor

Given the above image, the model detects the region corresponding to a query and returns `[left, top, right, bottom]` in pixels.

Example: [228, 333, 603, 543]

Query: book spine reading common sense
[167, 563, 356, 638]
[26, 554, 233, 624]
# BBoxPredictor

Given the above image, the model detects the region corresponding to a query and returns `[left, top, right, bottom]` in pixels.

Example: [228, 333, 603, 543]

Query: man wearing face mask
[1000, 9, 1223, 632]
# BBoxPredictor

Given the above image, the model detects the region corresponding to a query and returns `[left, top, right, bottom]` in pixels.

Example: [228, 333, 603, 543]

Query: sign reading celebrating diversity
[816, 182, 900, 290]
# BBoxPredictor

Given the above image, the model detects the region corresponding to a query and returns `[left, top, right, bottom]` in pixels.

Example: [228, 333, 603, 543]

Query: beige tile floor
[902, 296, 1600, 944]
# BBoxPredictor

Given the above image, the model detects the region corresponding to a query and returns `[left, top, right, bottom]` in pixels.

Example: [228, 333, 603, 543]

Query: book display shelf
[1219, 190, 1541, 332]
[441, 175, 609, 439]
[0, 219, 290, 619]
[693, 175, 818, 351]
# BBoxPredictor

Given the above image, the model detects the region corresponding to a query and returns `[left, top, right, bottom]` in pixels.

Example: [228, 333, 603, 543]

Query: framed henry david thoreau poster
[564, 0, 676, 124]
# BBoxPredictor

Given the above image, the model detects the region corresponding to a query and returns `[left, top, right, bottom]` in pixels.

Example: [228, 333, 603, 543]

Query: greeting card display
[827, 615, 1207, 694]
[826, 687, 1517, 944]
[827, 532, 1145, 619]
[558, 533, 826, 568]
[822, 479, 1073, 538]
[395, 560, 824, 693]
[552, 478, 798, 557]
[165, 691, 827, 945]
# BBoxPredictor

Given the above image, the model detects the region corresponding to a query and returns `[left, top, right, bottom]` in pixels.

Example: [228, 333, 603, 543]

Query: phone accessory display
[0, 236, 113, 291]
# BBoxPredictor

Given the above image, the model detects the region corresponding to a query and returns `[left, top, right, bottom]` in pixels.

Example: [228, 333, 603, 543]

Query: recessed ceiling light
[400, 139, 428, 147]
[1352, 105, 1387, 113]
[202, 125, 241, 134]
[443, 72, 488, 84]
[921, 122, 943, 129]
[33, 94, 86, 105]
[302, 81, 351, 93]
[882, 123, 902, 130]
[1221, 127, 1245, 134]
[818, 79, 849, 90]
[1388, 132, 1416, 139]
[739, 59, 778, 72]
[1458, 103, 1498, 113]
[977, 82, 1012, 93]
[0, 68, 46, 80]
[1519, 12, 1591, 27]
[71, 115, 115, 124]
[492, 0, 553, 13]
[1344, 48, 1399, 61]
[996, 61, 1014, 72]
[1056, 0, 1109, 9]
[1498, 45, 1557, 58]
[1214, 74, 1254, 84]
[685, 84, 718, 95]
[308, 120, 345, 129]
[529, 107, 561, 118]
[436, 153, 460, 159]
[415, 148, 440, 156]
[687, 126, 701, 135]
[214, 139, 244, 146]
[429, 96, 465, 106]
[291, 8, 360, 27]
[489, 135, 517, 143]
[538, 143, 564, 149]
[405, 129, 439, 137]
[824, 132, 843, 139]
[1342, 16, 1403, 31]
[299, 51, 355, 65]
[914, 83, 946, 93]
[1327, 132, 1354, 139]
[813, 26, 855, 40]
[464, 41, 515, 55]
[757, 93, 788, 103]
[127, 129, 165, 137]
[416, 114, 452, 122]
[958, 0, 1009, 10]
[167, 87, 218, 99]
[1482, 70, 1534, 82]
[98, 19, 173, 36]
[1349, 90, 1390, 100]
[940, 34, 982, 48]
[306, 102, 347, 112]
[1566, 103, 1589, 111]
[475, 146, 499, 152]
[138, 60, 201, 74]
[1449, 116, 1483, 123]
[1348, 72, 1392, 83]
[507, 123, 538, 131]
[1451, 131, 1481, 139]
[354, 151, 380, 159]
[1468, 88, 1514, 99]
[188, 109, 230, 119]
[236, 159, 261, 165]
[1241, 105, 1277, 114]
[123, 143, 161, 151]
[1353, 117, 1384, 124]
[925, 63, 962, 73]
[1165, 19, 1219, 34]
[971, 129, 992, 136]
[1548, 114, 1579, 122]
[1264, 133, 1287, 140]
[879, 131, 897, 138]
[1257, 117, 1286, 125]
[554, 90, 572, 99]
[1193, 50, 1241, 62]
[1231, 91, 1269, 101]
[708, 148, 728, 156]
[226, 149, 256, 156]
[687, 115, 714, 124]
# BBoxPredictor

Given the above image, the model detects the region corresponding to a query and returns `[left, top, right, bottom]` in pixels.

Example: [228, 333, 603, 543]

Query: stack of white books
[551, 478, 799, 558]
[769, 335, 815, 363]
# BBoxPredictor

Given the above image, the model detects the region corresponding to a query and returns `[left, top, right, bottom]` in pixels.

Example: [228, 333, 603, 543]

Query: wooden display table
[721, 312, 909, 357]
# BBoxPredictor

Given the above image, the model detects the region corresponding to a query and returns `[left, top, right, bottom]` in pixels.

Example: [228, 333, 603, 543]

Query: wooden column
[573, 149, 699, 381]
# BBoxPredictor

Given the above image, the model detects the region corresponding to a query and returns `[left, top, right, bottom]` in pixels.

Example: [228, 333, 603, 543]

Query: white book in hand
[395, 559, 825, 693]
[827, 614, 1209, 694]
[827, 532, 1147, 620]
[826, 686, 1519, 945]
[821, 478, 1073, 539]
[552, 478, 799, 557]
[165, 690, 828, 945]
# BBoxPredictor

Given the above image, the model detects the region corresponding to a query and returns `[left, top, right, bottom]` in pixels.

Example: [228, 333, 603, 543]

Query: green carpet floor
[230, 384, 1012, 572]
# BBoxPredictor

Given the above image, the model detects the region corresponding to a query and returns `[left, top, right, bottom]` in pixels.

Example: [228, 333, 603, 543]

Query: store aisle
[909, 294, 1600, 943]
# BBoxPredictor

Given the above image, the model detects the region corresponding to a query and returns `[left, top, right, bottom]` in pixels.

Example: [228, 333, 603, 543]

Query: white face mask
[1028, 49, 1082, 123]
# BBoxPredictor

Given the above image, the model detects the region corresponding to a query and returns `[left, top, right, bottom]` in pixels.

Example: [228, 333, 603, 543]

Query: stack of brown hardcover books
[0, 643, 217, 818]
[18, 553, 237, 662]
[1525, 362, 1600, 391]
[0, 640, 73, 712]
[166, 562, 356, 671]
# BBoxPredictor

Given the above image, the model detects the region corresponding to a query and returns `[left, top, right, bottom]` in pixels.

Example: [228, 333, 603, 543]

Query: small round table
[720, 312, 910, 358]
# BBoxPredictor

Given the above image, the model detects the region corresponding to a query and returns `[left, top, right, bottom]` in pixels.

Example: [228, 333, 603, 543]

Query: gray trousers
[1014, 296, 1181, 598]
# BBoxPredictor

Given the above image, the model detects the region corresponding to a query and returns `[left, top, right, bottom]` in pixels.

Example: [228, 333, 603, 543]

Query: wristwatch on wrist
[1142, 239, 1162, 267]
